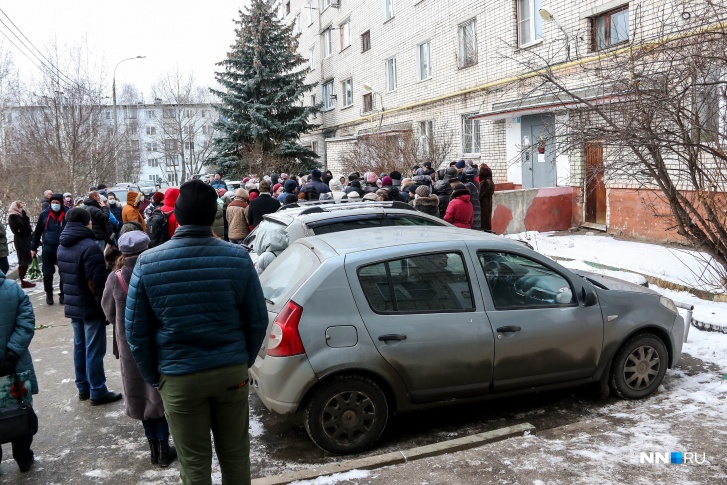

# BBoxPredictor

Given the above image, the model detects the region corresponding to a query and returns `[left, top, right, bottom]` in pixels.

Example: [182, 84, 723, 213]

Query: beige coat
[226, 200, 249, 241]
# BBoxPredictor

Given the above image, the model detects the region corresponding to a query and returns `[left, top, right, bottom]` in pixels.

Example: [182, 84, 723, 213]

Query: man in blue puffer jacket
[57, 208, 122, 406]
[31, 193, 66, 305]
[125, 180, 267, 485]
[0, 268, 38, 472]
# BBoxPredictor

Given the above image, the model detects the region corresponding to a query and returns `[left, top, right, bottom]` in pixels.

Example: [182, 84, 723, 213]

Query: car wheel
[610, 333, 668, 399]
[304, 375, 388, 454]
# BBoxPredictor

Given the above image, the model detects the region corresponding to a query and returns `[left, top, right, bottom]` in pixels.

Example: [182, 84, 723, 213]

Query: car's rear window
[386, 214, 446, 226]
[312, 217, 383, 235]
[259, 244, 318, 305]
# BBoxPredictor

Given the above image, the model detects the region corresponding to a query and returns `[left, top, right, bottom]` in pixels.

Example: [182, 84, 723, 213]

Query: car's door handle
[496, 326, 521, 333]
[378, 334, 407, 342]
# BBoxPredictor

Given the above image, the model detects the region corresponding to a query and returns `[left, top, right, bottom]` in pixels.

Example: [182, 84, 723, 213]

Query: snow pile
[289, 469, 371, 485]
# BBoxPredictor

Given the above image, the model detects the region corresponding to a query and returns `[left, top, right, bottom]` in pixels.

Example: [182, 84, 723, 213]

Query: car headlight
[659, 296, 677, 313]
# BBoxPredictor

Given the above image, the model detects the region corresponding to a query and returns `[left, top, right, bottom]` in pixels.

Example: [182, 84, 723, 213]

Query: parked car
[250, 226, 685, 454]
[242, 201, 452, 266]
[104, 186, 131, 207]
[137, 180, 157, 196]
[112, 182, 141, 193]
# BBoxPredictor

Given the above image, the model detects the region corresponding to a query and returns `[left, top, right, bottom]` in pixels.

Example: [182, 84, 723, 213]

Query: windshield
[259, 244, 318, 305]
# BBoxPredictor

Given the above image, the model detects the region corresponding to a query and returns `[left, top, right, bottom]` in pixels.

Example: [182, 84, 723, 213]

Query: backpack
[146, 209, 173, 248]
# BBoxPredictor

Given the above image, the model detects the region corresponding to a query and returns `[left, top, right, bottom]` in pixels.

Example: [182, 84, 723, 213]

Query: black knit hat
[174, 180, 218, 226]
[65, 207, 91, 226]
[49, 193, 63, 203]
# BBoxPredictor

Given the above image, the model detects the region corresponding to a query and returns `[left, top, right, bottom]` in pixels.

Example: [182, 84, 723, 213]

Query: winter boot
[20, 280, 36, 288]
[46, 292, 54, 305]
[18, 265, 35, 288]
[148, 440, 159, 465]
[157, 440, 177, 467]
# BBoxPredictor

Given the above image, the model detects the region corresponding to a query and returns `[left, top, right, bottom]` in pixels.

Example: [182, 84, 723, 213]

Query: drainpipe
[674, 301, 694, 342]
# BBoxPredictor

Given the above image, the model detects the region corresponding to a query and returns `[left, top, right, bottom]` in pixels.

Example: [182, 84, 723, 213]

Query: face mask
[108, 200, 116, 205]
[51, 203, 61, 211]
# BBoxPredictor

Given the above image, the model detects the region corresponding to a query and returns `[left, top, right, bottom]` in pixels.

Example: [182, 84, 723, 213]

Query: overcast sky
[2, 1, 251, 101]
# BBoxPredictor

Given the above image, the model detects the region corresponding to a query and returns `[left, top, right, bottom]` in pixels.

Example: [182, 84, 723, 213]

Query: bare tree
[505, 0, 727, 289]
[340, 123, 455, 177]
[150, 68, 215, 183]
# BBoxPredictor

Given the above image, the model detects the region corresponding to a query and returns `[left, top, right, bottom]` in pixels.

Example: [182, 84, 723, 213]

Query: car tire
[304, 375, 388, 454]
[610, 333, 668, 400]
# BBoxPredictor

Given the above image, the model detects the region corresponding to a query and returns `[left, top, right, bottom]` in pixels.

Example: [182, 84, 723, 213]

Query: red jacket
[160, 188, 180, 238]
[444, 189, 473, 228]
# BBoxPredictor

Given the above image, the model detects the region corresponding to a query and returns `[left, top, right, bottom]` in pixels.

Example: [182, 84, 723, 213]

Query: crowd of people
[0, 158, 494, 481]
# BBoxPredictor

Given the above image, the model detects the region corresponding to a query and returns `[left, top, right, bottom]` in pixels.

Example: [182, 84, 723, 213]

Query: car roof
[263, 201, 438, 226]
[298, 226, 522, 256]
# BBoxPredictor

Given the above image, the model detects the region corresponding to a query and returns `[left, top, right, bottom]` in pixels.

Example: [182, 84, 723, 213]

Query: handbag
[0, 372, 38, 444]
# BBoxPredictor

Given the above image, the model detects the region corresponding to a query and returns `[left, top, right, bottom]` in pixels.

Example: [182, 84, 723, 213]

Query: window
[311, 141, 319, 154]
[419, 120, 433, 155]
[200, 110, 207, 118]
[105, 111, 111, 120]
[294, 14, 301, 34]
[363, 93, 373, 112]
[165, 155, 179, 166]
[418, 41, 432, 80]
[384, 0, 394, 21]
[694, 73, 720, 143]
[308, 46, 316, 69]
[124, 106, 137, 119]
[340, 18, 351, 50]
[361, 30, 371, 52]
[462, 114, 480, 154]
[201, 125, 212, 135]
[146, 109, 156, 118]
[593, 7, 629, 51]
[323, 29, 333, 58]
[184, 109, 193, 118]
[478, 252, 575, 310]
[306, 0, 313, 25]
[285, 1, 290, 15]
[517, 0, 543, 47]
[146, 126, 156, 136]
[322, 0, 332, 9]
[163, 108, 175, 118]
[147, 158, 159, 167]
[385, 57, 397, 91]
[341, 78, 353, 107]
[186, 125, 194, 136]
[358, 252, 474, 313]
[145, 142, 158, 152]
[322, 80, 335, 110]
[458, 19, 477, 68]
[185, 141, 195, 150]
[128, 121, 139, 134]
[164, 139, 177, 151]
[311, 94, 317, 107]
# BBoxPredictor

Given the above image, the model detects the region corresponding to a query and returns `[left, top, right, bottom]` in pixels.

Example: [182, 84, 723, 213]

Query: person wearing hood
[254, 222, 289, 275]
[301, 169, 331, 200]
[57, 208, 122, 405]
[9, 201, 38, 289]
[278, 179, 298, 203]
[444, 184, 473, 228]
[160, 187, 180, 239]
[227, 189, 250, 244]
[328, 178, 345, 202]
[460, 166, 481, 230]
[432, 179, 452, 219]
[412, 185, 440, 217]
[122, 191, 147, 233]
[83, 190, 112, 250]
[102, 231, 177, 468]
[63, 192, 74, 211]
[0, 266, 38, 473]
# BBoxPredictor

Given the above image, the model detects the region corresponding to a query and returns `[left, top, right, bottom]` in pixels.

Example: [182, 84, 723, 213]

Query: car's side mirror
[581, 286, 598, 307]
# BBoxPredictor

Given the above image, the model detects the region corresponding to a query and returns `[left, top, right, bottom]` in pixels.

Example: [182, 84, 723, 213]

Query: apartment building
[273, 0, 721, 242]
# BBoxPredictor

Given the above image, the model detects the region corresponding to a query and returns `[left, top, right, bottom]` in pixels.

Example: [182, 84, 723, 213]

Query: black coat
[247, 194, 281, 229]
[57, 222, 107, 320]
[479, 178, 495, 232]
[433, 180, 452, 219]
[9, 212, 33, 266]
[83, 198, 111, 242]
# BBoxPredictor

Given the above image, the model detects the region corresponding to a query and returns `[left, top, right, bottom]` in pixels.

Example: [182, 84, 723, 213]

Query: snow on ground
[510, 231, 725, 293]
[289, 470, 371, 485]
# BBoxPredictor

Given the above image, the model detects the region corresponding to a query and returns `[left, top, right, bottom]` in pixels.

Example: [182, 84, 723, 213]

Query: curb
[252, 423, 535, 485]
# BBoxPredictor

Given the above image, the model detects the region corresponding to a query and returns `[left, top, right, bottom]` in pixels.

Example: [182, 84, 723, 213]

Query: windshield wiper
[265, 298, 275, 305]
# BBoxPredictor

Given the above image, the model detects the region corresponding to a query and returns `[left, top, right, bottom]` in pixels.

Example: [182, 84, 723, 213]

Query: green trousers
[158, 364, 251, 485]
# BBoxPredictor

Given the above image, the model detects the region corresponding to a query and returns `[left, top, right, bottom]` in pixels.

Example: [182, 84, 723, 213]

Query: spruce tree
[210, 1, 320, 177]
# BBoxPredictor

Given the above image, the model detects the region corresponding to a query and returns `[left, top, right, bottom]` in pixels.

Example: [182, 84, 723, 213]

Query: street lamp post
[112, 55, 145, 183]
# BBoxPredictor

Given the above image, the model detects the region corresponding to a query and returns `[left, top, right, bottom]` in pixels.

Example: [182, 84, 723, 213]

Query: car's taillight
[267, 301, 305, 357]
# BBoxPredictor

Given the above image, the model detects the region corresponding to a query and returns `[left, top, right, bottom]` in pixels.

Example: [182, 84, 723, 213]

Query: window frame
[458, 18, 478, 68]
[591, 6, 629, 51]
[308, 46, 316, 69]
[362, 92, 373, 113]
[357, 251, 476, 315]
[340, 18, 351, 51]
[322, 80, 336, 111]
[385, 56, 397, 92]
[323, 28, 333, 58]
[419, 120, 434, 156]
[417, 40, 432, 81]
[461, 114, 481, 154]
[341, 78, 353, 107]
[384, 0, 394, 21]
[361, 30, 371, 52]
[516, 0, 543, 48]
[306, 0, 314, 25]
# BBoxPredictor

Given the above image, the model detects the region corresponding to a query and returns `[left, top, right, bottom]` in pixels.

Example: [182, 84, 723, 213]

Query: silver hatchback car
[251, 227, 684, 454]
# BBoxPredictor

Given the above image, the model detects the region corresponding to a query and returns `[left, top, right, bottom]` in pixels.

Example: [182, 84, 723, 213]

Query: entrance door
[521, 114, 556, 188]
[585, 143, 606, 224]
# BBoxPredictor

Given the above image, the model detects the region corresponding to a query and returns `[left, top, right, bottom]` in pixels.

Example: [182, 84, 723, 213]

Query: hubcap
[623, 345, 660, 390]
[321, 390, 377, 445]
